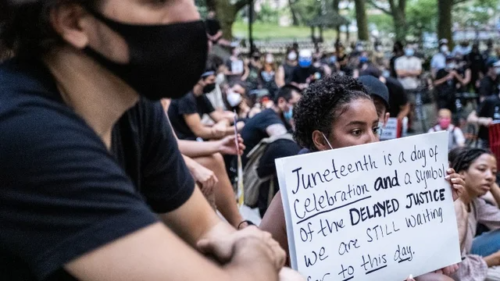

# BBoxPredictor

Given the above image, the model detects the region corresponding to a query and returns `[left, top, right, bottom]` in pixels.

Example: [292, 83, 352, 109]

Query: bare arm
[434, 73, 452, 86]
[276, 66, 285, 88]
[210, 111, 234, 124]
[184, 114, 220, 139]
[467, 110, 492, 127]
[266, 124, 288, 137]
[65, 223, 279, 281]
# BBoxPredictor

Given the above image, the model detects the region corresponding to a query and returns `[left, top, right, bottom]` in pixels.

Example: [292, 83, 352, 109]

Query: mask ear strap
[321, 133, 333, 149]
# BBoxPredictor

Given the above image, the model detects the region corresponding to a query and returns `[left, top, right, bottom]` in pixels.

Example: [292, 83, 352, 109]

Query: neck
[43, 47, 139, 149]
[193, 85, 203, 96]
[272, 105, 282, 115]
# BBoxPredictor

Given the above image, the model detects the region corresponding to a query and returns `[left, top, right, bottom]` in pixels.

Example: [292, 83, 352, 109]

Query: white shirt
[395, 56, 422, 90]
[428, 124, 465, 150]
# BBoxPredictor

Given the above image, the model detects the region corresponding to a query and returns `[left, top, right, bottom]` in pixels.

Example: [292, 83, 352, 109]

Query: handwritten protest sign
[275, 132, 460, 281]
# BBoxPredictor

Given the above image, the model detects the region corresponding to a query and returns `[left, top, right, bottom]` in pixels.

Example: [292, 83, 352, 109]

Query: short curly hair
[293, 75, 371, 151]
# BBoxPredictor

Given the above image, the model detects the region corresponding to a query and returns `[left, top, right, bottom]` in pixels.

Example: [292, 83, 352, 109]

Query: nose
[485, 169, 495, 182]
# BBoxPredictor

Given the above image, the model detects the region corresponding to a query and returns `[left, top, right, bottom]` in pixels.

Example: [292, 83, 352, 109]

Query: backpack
[243, 133, 295, 207]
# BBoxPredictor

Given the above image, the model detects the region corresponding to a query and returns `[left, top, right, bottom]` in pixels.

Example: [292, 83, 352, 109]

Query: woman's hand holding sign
[445, 169, 465, 201]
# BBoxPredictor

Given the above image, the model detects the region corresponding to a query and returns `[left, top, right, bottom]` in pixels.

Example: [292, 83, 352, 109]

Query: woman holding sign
[261, 75, 465, 281]
[452, 148, 500, 281]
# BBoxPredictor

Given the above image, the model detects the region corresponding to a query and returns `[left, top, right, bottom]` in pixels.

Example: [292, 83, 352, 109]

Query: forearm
[485, 253, 500, 267]
[178, 140, 220, 158]
[159, 188, 235, 247]
[434, 77, 449, 86]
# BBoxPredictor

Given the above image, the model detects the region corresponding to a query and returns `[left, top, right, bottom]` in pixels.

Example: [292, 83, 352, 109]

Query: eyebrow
[346, 121, 367, 126]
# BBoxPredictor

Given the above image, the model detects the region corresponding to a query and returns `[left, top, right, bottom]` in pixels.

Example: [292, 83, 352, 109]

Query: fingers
[405, 274, 415, 281]
[196, 238, 232, 263]
[279, 268, 306, 281]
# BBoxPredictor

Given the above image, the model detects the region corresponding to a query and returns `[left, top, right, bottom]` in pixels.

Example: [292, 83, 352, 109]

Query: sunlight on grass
[233, 21, 338, 40]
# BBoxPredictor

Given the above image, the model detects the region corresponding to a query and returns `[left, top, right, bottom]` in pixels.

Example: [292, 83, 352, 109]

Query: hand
[434, 264, 459, 275]
[445, 169, 465, 201]
[279, 268, 306, 281]
[211, 123, 227, 139]
[484, 118, 494, 126]
[190, 162, 218, 197]
[404, 275, 415, 281]
[197, 226, 286, 270]
[218, 135, 245, 155]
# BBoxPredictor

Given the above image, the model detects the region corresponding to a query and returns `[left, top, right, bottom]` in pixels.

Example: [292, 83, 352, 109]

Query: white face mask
[227, 90, 242, 107]
[266, 55, 274, 64]
[440, 45, 449, 53]
[495, 67, 500, 75]
[216, 73, 225, 84]
[288, 52, 297, 61]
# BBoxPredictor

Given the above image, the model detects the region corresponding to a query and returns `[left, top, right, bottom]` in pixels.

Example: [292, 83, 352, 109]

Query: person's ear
[312, 130, 330, 151]
[384, 112, 390, 126]
[49, 4, 90, 49]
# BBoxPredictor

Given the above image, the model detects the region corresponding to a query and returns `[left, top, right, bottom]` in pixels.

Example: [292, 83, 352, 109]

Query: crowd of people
[1, 0, 500, 281]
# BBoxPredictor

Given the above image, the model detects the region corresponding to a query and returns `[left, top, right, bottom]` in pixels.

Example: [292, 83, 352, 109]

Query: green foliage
[453, 0, 498, 27]
[290, 0, 322, 25]
[256, 3, 281, 24]
[406, 0, 437, 35]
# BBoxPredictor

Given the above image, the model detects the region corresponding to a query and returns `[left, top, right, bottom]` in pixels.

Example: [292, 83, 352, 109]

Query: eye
[373, 126, 381, 135]
[351, 129, 362, 136]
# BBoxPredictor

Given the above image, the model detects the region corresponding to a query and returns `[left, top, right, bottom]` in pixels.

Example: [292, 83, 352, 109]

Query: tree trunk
[333, 0, 341, 40]
[393, 8, 407, 42]
[354, 0, 369, 41]
[437, 0, 453, 47]
[288, 0, 300, 26]
[215, 0, 237, 40]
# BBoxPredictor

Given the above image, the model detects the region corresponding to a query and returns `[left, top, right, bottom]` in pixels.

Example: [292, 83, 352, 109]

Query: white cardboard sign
[276, 132, 460, 281]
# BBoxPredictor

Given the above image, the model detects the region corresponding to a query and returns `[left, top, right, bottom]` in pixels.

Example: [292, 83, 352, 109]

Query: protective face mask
[298, 58, 312, 68]
[83, 7, 207, 101]
[216, 73, 225, 84]
[446, 63, 457, 70]
[288, 52, 297, 61]
[439, 118, 451, 129]
[359, 56, 369, 64]
[330, 56, 337, 63]
[378, 122, 384, 136]
[226, 91, 242, 107]
[405, 49, 415, 57]
[495, 67, 500, 75]
[202, 83, 216, 94]
[284, 106, 293, 121]
[266, 55, 274, 64]
[440, 45, 449, 54]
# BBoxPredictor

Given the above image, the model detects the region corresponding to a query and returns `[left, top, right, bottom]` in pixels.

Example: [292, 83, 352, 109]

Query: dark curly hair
[293, 75, 371, 151]
[452, 148, 494, 173]
[0, 0, 99, 59]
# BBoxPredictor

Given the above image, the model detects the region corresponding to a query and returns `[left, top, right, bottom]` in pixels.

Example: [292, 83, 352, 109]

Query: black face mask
[202, 83, 216, 94]
[83, 8, 208, 100]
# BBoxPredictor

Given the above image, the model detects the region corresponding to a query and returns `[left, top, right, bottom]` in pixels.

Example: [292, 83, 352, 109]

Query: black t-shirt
[385, 77, 408, 118]
[479, 76, 500, 98]
[390, 55, 402, 78]
[0, 59, 195, 280]
[241, 109, 287, 163]
[467, 51, 484, 81]
[291, 65, 318, 84]
[205, 18, 221, 36]
[168, 92, 215, 140]
[477, 95, 500, 141]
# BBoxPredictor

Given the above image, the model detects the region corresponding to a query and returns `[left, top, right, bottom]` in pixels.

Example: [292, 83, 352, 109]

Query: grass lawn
[232, 21, 338, 40]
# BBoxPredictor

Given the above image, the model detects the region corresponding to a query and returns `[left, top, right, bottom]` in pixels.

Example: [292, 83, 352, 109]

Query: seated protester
[428, 109, 465, 151]
[260, 75, 465, 281]
[224, 83, 261, 120]
[168, 71, 243, 140]
[451, 149, 500, 281]
[224, 45, 248, 84]
[240, 85, 302, 165]
[277, 48, 298, 86]
[291, 50, 319, 89]
[479, 60, 500, 99]
[361, 66, 411, 121]
[161, 99, 247, 228]
[0, 0, 290, 280]
[467, 90, 500, 149]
